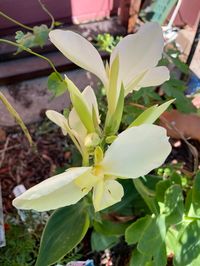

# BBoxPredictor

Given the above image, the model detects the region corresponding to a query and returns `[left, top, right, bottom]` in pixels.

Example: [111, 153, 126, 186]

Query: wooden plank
[0, 51, 108, 85]
[0, 17, 125, 61]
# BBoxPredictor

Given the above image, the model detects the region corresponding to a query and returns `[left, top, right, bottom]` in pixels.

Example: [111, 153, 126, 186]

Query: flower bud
[84, 133, 101, 148]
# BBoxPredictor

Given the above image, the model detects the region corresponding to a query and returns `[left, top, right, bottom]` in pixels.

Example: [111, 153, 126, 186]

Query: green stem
[133, 178, 159, 215]
[0, 92, 33, 146]
[0, 11, 33, 31]
[38, 0, 55, 30]
[82, 153, 89, 167]
[0, 39, 62, 81]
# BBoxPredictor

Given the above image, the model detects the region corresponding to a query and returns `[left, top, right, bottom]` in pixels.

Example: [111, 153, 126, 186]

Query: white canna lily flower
[49, 22, 169, 112]
[46, 85, 100, 150]
[13, 124, 171, 212]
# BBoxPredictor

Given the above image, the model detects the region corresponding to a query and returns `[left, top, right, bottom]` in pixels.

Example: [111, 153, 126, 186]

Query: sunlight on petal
[12, 167, 92, 211]
[101, 124, 171, 179]
[93, 180, 124, 212]
[49, 30, 108, 87]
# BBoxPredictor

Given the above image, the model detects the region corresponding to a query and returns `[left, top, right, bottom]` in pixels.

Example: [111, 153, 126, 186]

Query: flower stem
[0, 11, 33, 31]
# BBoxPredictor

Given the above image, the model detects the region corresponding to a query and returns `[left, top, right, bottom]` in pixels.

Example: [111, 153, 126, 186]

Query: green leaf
[33, 24, 49, 47]
[137, 215, 167, 266]
[129, 99, 174, 127]
[94, 219, 130, 236]
[15, 30, 35, 53]
[171, 57, 189, 75]
[36, 203, 89, 266]
[162, 80, 196, 113]
[133, 179, 160, 215]
[66, 77, 95, 133]
[166, 228, 178, 255]
[192, 172, 200, 216]
[91, 232, 118, 252]
[129, 249, 152, 266]
[156, 179, 172, 203]
[163, 185, 184, 226]
[174, 220, 200, 266]
[48, 72, 67, 96]
[125, 216, 151, 245]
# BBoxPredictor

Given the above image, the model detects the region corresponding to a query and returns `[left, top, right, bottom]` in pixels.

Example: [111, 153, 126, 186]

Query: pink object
[0, 0, 120, 34]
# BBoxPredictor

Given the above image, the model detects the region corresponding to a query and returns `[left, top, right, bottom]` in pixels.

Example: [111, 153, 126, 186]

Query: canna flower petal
[46, 110, 69, 135]
[100, 124, 171, 179]
[133, 66, 170, 91]
[12, 167, 92, 211]
[110, 22, 166, 93]
[92, 180, 124, 212]
[49, 30, 108, 87]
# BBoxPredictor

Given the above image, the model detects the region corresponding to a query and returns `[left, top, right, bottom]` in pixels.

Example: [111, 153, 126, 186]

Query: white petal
[82, 86, 100, 124]
[46, 110, 68, 135]
[110, 22, 164, 88]
[92, 180, 124, 212]
[68, 108, 87, 140]
[101, 124, 171, 178]
[49, 30, 108, 87]
[134, 66, 170, 90]
[13, 167, 92, 211]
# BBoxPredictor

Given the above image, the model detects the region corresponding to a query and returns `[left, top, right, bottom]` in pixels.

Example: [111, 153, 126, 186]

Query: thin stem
[38, 0, 55, 30]
[0, 92, 33, 146]
[0, 39, 62, 81]
[0, 11, 33, 31]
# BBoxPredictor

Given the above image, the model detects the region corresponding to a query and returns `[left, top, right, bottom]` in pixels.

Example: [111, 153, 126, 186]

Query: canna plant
[12, 22, 196, 266]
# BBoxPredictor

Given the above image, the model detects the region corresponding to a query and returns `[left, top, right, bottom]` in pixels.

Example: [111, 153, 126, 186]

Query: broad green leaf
[94, 219, 130, 236]
[48, 72, 67, 96]
[156, 173, 182, 203]
[91, 232, 118, 252]
[133, 179, 160, 215]
[66, 77, 95, 133]
[129, 99, 174, 127]
[163, 185, 184, 226]
[185, 189, 193, 216]
[156, 179, 172, 203]
[36, 203, 89, 266]
[137, 215, 167, 266]
[192, 172, 200, 216]
[125, 216, 151, 245]
[174, 220, 200, 266]
[166, 228, 178, 255]
[129, 249, 152, 266]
